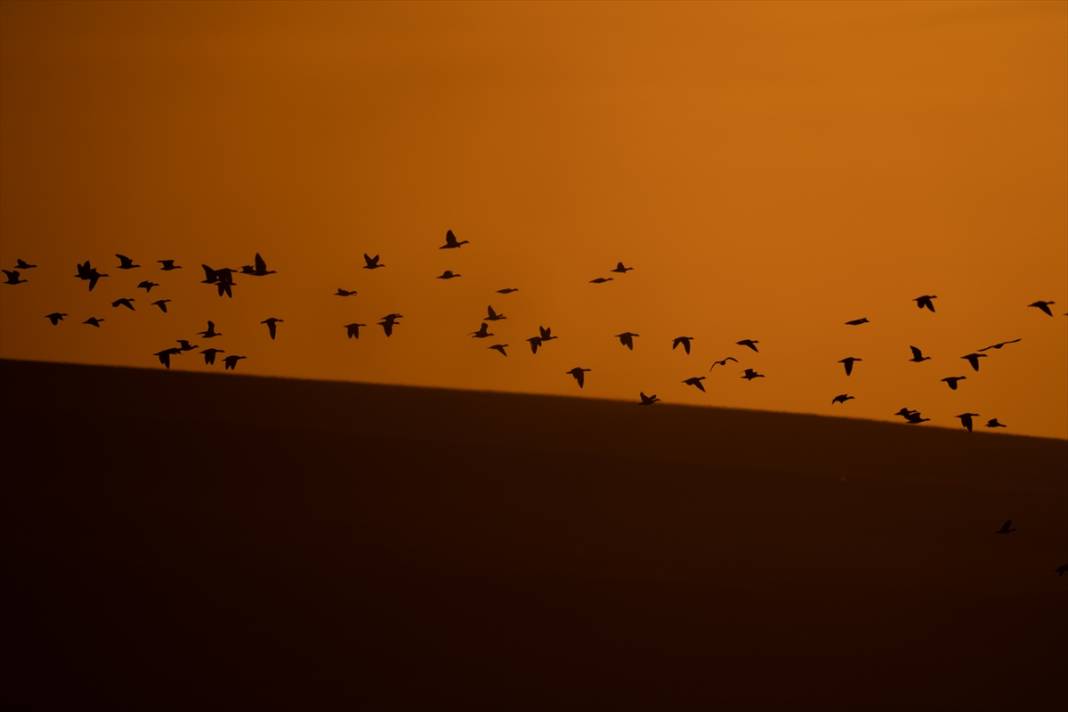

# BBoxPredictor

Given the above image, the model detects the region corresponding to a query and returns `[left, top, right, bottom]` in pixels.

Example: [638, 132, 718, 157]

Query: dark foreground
[2, 358, 1066, 710]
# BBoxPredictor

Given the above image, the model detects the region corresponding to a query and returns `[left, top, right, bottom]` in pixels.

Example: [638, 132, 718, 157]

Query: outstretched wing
[255, 252, 267, 273]
[910, 345, 922, 360]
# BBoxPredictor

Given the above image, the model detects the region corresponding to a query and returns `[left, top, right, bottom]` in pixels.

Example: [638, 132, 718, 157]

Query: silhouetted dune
[2, 358, 1066, 710]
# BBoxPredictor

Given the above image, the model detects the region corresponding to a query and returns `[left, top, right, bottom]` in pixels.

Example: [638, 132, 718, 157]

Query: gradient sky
[2, 0, 1066, 438]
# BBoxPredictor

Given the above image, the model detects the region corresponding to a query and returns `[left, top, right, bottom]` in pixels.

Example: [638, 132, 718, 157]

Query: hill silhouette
[2, 358, 1066, 710]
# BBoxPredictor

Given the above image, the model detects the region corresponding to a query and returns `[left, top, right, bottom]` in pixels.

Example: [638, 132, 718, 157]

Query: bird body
[198, 321, 220, 338]
[137, 280, 159, 292]
[941, 376, 966, 390]
[151, 299, 171, 313]
[437, 270, 462, 280]
[111, 298, 135, 311]
[831, 394, 854, 404]
[223, 355, 247, 371]
[710, 356, 738, 369]
[961, 353, 987, 371]
[904, 412, 930, 424]
[639, 392, 659, 405]
[978, 338, 1021, 352]
[335, 288, 358, 297]
[615, 332, 639, 350]
[986, 418, 1006, 429]
[496, 287, 519, 295]
[538, 326, 557, 342]
[610, 261, 633, 274]
[3, 269, 28, 285]
[83, 317, 104, 327]
[682, 376, 706, 392]
[913, 295, 937, 312]
[736, 339, 759, 352]
[440, 229, 469, 249]
[838, 356, 862, 376]
[566, 367, 591, 388]
[344, 322, 366, 339]
[741, 368, 765, 380]
[116, 254, 140, 269]
[845, 317, 870, 326]
[956, 412, 980, 432]
[45, 312, 68, 326]
[201, 348, 224, 365]
[176, 339, 198, 352]
[158, 259, 181, 271]
[1028, 300, 1055, 317]
[672, 336, 695, 354]
[378, 313, 403, 337]
[589, 277, 613, 284]
[261, 317, 284, 340]
[363, 253, 384, 270]
[489, 343, 508, 357]
[154, 347, 182, 368]
[526, 336, 542, 354]
[471, 323, 494, 339]
[14, 259, 36, 270]
[241, 253, 276, 276]
[908, 346, 931, 362]
[485, 306, 505, 321]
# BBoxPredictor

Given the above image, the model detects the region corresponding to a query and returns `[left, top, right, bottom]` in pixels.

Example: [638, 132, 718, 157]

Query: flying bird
[615, 332, 639, 350]
[335, 288, 358, 297]
[639, 392, 659, 406]
[488, 343, 508, 357]
[440, 229, 469, 249]
[241, 252, 276, 276]
[909, 345, 931, 363]
[526, 336, 542, 354]
[985, 418, 1007, 429]
[913, 295, 937, 312]
[894, 407, 919, 419]
[682, 376, 706, 392]
[13, 259, 36, 270]
[111, 298, 135, 311]
[484, 305, 506, 321]
[904, 411, 930, 424]
[672, 336, 695, 354]
[223, 354, 247, 371]
[709, 356, 738, 369]
[736, 339, 759, 352]
[741, 368, 765, 380]
[961, 352, 987, 371]
[838, 356, 862, 376]
[44, 312, 68, 326]
[3, 270, 28, 285]
[610, 261, 634, 274]
[154, 347, 182, 368]
[176, 339, 198, 352]
[378, 313, 403, 337]
[344, 322, 366, 339]
[956, 412, 981, 432]
[589, 277, 613, 284]
[158, 259, 182, 271]
[496, 287, 519, 295]
[437, 270, 462, 280]
[201, 348, 225, 365]
[941, 376, 967, 391]
[82, 316, 104, 327]
[151, 299, 171, 313]
[978, 338, 1021, 352]
[363, 253, 385, 270]
[1028, 300, 1055, 317]
[538, 326, 557, 342]
[261, 317, 284, 340]
[471, 323, 494, 339]
[137, 280, 159, 292]
[198, 321, 221, 338]
[831, 394, 854, 404]
[116, 254, 140, 270]
[844, 317, 870, 326]
[995, 519, 1016, 534]
[566, 367, 591, 388]
[74, 260, 108, 291]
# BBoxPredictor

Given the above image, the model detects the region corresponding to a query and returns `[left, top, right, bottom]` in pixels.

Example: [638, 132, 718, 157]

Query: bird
[154, 347, 182, 368]
[941, 376, 967, 391]
[538, 326, 558, 342]
[615, 332, 639, 350]
[344, 322, 366, 339]
[437, 270, 462, 280]
[709, 356, 738, 370]
[1028, 300, 1055, 317]
[566, 367, 591, 388]
[82, 316, 104, 327]
[672, 336, 695, 354]
[198, 321, 221, 338]
[111, 298, 135, 311]
[909, 345, 931, 363]
[44, 312, 68, 326]
[488, 343, 508, 357]
[956, 412, 981, 432]
[201, 347, 225, 365]
[13, 258, 36, 270]
[378, 313, 403, 337]
[838, 356, 862, 376]
[913, 295, 937, 312]
[158, 259, 182, 271]
[3, 270, 28, 285]
[223, 354, 247, 371]
[961, 352, 987, 371]
[176, 339, 198, 352]
[589, 277, 613, 284]
[741, 368, 765, 380]
[844, 317, 870, 326]
[831, 394, 854, 404]
[471, 323, 494, 339]
[484, 305, 506, 321]
[736, 339, 759, 352]
[904, 411, 930, 424]
[363, 253, 384, 270]
[496, 287, 519, 295]
[985, 418, 1007, 429]
[201, 265, 236, 297]
[241, 252, 276, 276]
[682, 376, 706, 392]
[261, 317, 284, 340]
[894, 407, 919, 418]
[137, 280, 159, 292]
[151, 299, 171, 313]
[639, 392, 659, 405]
[995, 519, 1016, 534]
[115, 253, 140, 270]
[335, 288, 358, 297]
[610, 261, 634, 274]
[526, 336, 542, 354]
[74, 260, 108, 291]
[440, 229, 469, 249]
[978, 338, 1021, 352]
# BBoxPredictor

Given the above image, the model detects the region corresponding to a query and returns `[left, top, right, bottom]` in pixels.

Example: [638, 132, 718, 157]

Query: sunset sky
[1, 0, 1065, 438]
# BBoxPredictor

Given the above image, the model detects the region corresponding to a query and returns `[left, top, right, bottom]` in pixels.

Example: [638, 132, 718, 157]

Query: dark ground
[2, 358, 1066, 710]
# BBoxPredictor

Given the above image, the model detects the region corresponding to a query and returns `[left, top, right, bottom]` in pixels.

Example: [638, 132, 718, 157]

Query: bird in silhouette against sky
[488, 343, 508, 357]
[1028, 300, 1055, 317]
[941, 376, 967, 391]
[566, 367, 591, 388]
[610, 261, 634, 274]
[961, 352, 987, 371]
[335, 288, 358, 297]
[201, 347, 224, 365]
[223, 354, 247, 371]
[894, 407, 919, 418]
[176, 339, 198, 352]
[198, 321, 220, 338]
[913, 295, 937, 312]
[261, 317, 283, 340]
[639, 392, 659, 405]
[845, 317, 870, 326]
[137, 280, 159, 292]
[526, 336, 542, 354]
[838, 356, 862, 376]
[539, 326, 557, 342]
[44, 312, 67, 326]
[13, 258, 36, 270]
[672, 336, 695, 354]
[484, 305, 506, 321]
[589, 277, 613, 284]
[344, 322, 366, 339]
[75, 260, 108, 291]
[111, 298, 135, 311]
[116, 254, 140, 270]
[151, 299, 171, 313]
[831, 394, 854, 404]
[241, 253, 276, 276]
[978, 338, 1021, 352]
[363, 253, 384, 270]
[986, 418, 1006, 429]
[201, 265, 236, 297]
[158, 259, 182, 271]
[909, 345, 931, 363]
[615, 331, 639, 350]
[956, 412, 980, 432]
[82, 316, 104, 327]
[496, 287, 519, 295]
[736, 339, 759, 352]
[440, 229, 469, 249]
[378, 313, 402, 337]
[3, 270, 28, 285]
[995, 519, 1016, 534]
[437, 270, 461, 280]
[709, 356, 738, 369]
[471, 323, 494, 339]
[904, 411, 930, 424]
[154, 347, 182, 368]
[741, 368, 765, 380]
[682, 376, 706, 392]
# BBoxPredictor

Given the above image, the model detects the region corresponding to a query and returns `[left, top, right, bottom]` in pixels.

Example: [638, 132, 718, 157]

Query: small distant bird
[672, 336, 695, 355]
[894, 407, 919, 418]
[709, 356, 738, 369]
[176, 339, 198, 352]
[489, 343, 508, 357]
[496, 287, 519, 295]
[440, 229, 469, 249]
[610, 261, 634, 274]
[961, 352, 987, 371]
[913, 295, 937, 312]
[484, 305, 506, 321]
[335, 288, 358, 297]
[589, 277, 613, 284]
[1028, 300, 1055, 317]
[682, 376, 706, 392]
[151, 299, 171, 313]
[45, 312, 68, 326]
[223, 354, 247, 371]
[13, 259, 36, 270]
[941, 376, 967, 391]
[471, 323, 494, 339]
[241, 253, 276, 276]
[158, 259, 182, 271]
[566, 367, 591, 388]
[838, 356, 862, 376]
[831, 394, 854, 404]
[904, 411, 930, 424]
[154, 347, 182, 368]
[344, 322, 366, 339]
[3, 270, 28, 285]
[201, 348, 224, 365]
[985, 418, 1006, 429]
[74, 260, 108, 291]
[741, 368, 765, 380]
[978, 338, 1021, 352]
[137, 280, 159, 292]
[378, 313, 403, 337]
[116, 254, 140, 270]
[736, 339, 759, 352]
[437, 270, 462, 280]
[83, 317, 104, 327]
[198, 321, 221, 338]
[956, 412, 981, 432]
[909, 345, 931, 363]
[538, 326, 557, 342]
[526, 336, 542, 354]
[995, 519, 1016, 534]
[261, 317, 284, 340]
[111, 298, 135, 311]
[844, 317, 870, 326]
[615, 332, 639, 350]
[363, 253, 384, 270]
[639, 392, 659, 405]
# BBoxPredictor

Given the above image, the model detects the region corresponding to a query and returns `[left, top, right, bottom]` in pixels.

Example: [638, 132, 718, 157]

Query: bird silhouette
[741, 368, 765, 380]
[484, 305, 506, 321]
[496, 287, 519, 295]
[538, 326, 557, 342]
[956, 412, 981, 432]
[437, 270, 462, 280]
[844, 317, 870, 326]
[198, 321, 221, 338]
[838, 356, 862, 376]
[526, 336, 542, 354]
[682, 376, 706, 392]
[241, 253, 276, 276]
[201, 347, 225, 365]
[471, 323, 494, 339]
[639, 392, 659, 405]
[3, 270, 28, 285]
[488, 343, 509, 357]
[154, 347, 182, 368]
[615, 332, 639, 350]
[378, 313, 403, 337]
[176, 339, 198, 352]
[137, 280, 159, 292]
[151, 299, 171, 313]
[985, 418, 1006, 429]
[566, 367, 591, 388]
[82, 316, 104, 327]
[335, 288, 358, 297]
[909, 345, 931, 363]
[116, 254, 140, 270]
[961, 352, 987, 371]
[672, 336, 695, 354]
[589, 277, 613, 284]
[111, 298, 135, 311]
[709, 356, 738, 369]
[913, 295, 937, 312]
[440, 229, 469, 249]
[158, 259, 182, 271]
[610, 261, 634, 274]
[736, 339, 759, 352]
[44, 312, 68, 326]
[978, 338, 1021, 352]
[223, 354, 247, 371]
[344, 322, 366, 339]
[995, 519, 1016, 534]
[941, 376, 967, 390]
[13, 258, 36, 270]
[363, 253, 385, 270]
[261, 317, 283, 340]
[904, 411, 930, 424]
[1028, 300, 1055, 317]
[201, 265, 236, 297]
[831, 394, 854, 404]
[894, 407, 919, 418]
[75, 260, 108, 291]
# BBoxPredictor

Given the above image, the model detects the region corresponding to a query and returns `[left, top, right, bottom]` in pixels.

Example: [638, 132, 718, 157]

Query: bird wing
[445, 230, 457, 246]
[255, 252, 267, 272]
[910, 346, 922, 360]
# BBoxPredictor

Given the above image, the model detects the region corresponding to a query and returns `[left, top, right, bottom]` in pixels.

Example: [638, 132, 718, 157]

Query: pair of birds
[955, 413, 1007, 432]
[612, 333, 695, 354]
[589, 262, 635, 285]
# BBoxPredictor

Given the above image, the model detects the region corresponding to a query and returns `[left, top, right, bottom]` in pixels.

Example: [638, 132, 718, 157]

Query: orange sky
[2, 0, 1066, 438]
